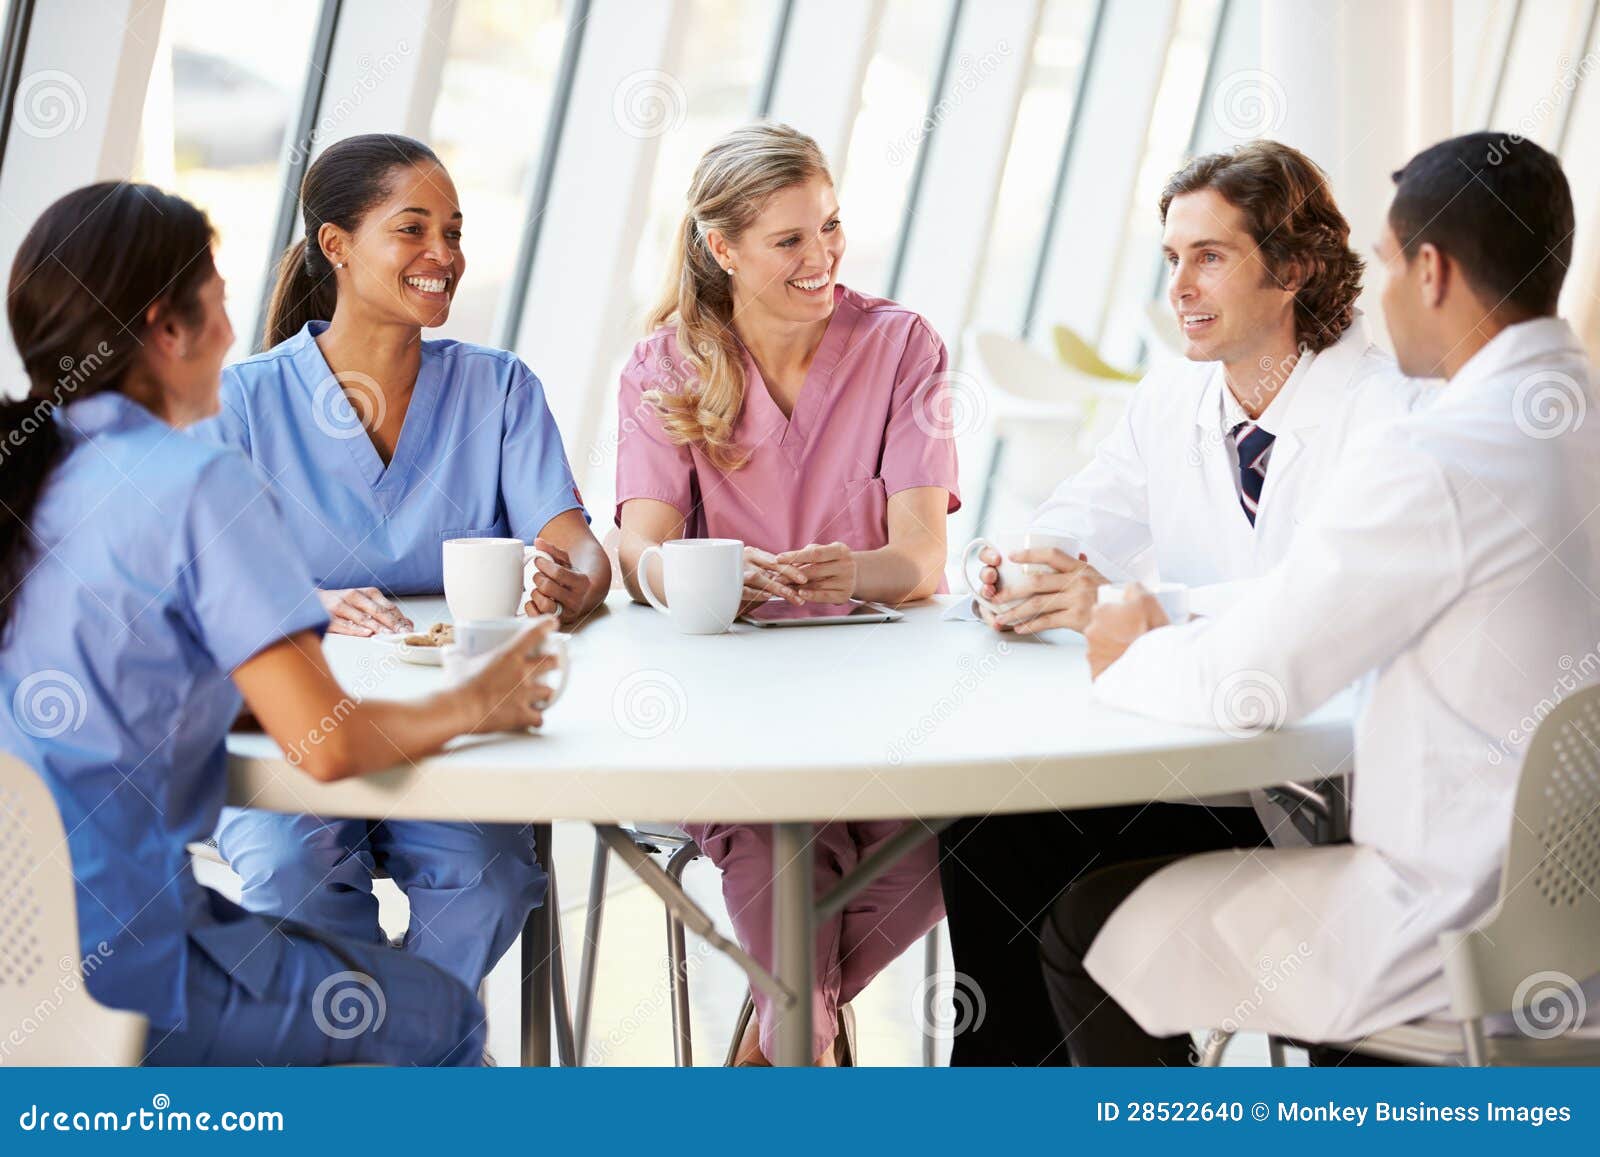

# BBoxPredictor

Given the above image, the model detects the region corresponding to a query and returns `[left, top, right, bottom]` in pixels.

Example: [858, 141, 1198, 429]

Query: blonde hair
[644, 122, 831, 470]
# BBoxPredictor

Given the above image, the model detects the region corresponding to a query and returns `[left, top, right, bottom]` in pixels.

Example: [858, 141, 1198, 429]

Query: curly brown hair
[1158, 141, 1363, 354]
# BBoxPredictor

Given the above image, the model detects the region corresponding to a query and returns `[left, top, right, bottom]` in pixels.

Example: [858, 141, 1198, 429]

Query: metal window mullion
[1483, 0, 1525, 130]
[753, 0, 795, 119]
[496, 0, 592, 351]
[1020, 0, 1108, 338]
[884, 0, 964, 301]
[252, 0, 344, 352]
[1555, 0, 1600, 154]
[0, 0, 38, 180]
[1137, 0, 1232, 354]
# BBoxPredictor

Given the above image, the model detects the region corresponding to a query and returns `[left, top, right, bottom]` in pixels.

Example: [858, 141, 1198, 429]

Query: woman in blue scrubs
[0, 182, 565, 1064]
[194, 134, 610, 991]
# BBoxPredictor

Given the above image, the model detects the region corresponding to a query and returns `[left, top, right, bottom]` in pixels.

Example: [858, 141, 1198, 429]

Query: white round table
[226, 592, 1354, 1065]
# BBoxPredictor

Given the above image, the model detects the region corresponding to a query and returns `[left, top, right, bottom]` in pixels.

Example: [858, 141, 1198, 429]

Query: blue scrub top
[0, 392, 328, 1030]
[191, 321, 588, 595]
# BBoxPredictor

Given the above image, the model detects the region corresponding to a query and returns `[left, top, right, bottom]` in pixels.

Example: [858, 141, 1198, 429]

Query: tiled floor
[196, 821, 1295, 1067]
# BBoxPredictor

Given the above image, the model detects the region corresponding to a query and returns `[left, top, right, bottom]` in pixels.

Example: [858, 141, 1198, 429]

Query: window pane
[1098, 0, 1222, 367]
[427, 0, 569, 346]
[624, 0, 781, 323]
[834, 0, 953, 299]
[1491, 0, 1591, 146]
[134, 0, 321, 359]
[969, 0, 1097, 335]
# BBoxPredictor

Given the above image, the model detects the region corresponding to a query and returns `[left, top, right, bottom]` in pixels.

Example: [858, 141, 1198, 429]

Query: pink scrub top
[615, 284, 960, 566]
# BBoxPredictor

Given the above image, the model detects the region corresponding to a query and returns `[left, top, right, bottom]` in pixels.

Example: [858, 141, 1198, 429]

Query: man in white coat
[1043, 132, 1599, 1064]
[941, 141, 1418, 1065]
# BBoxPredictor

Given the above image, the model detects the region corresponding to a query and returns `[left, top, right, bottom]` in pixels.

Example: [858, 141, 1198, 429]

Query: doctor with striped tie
[1230, 403, 1276, 525]
[940, 140, 1420, 1067]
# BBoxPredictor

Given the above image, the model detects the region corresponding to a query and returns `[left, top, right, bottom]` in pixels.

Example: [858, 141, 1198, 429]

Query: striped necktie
[1230, 421, 1276, 526]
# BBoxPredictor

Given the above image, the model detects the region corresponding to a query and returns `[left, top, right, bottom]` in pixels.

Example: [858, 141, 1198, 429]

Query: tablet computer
[739, 599, 904, 627]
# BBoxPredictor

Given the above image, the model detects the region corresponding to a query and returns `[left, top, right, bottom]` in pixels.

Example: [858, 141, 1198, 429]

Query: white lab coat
[1086, 317, 1600, 1043]
[1023, 315, 1420, 832]
[1031, 315, 1421, 619]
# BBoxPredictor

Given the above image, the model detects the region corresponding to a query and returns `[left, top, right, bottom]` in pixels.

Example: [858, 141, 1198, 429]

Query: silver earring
[333, 261, 345, 270]
[726, 266, 734, 275]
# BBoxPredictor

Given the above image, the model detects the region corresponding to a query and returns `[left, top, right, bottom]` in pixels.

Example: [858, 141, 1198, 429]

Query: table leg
[520, 821, 554, 1066]
[770, 821, 814, 1067]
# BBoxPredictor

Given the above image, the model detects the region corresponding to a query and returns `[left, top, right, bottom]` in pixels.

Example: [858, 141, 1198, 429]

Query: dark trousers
[1040, 852, 1402, 1067]
[938, 802, 1268, 1066]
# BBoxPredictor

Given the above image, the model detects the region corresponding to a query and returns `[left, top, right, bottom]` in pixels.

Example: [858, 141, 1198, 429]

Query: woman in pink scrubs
[615, 123, 960, 1065]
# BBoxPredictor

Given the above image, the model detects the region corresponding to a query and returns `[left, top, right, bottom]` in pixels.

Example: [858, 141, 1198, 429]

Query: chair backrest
[967, 330, 1098, 411]
[0, 752, 147, 1065]
[1440, 685, 1600, 1023]
[1142, 298, 1184, 357]
[1051, 323, 1141, 383]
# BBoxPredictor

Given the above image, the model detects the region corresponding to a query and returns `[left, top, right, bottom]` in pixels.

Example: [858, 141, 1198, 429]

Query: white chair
[964, 330, 1107, 533]
[0, 753, 147, 1065]
[1201, 684, 1600, 1066]
[1141, 298, 1185, 359]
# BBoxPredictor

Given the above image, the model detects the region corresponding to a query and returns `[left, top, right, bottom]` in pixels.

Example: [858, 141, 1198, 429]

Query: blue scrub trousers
[144, 901, 484, 1066]
[216, 809, 547, 989]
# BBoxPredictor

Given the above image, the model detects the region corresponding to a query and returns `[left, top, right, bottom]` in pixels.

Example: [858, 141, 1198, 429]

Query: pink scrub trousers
[686, 819, 945, 1061]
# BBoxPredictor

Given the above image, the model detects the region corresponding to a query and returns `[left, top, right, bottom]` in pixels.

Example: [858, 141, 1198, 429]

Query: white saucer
[395, 642, 445, 666]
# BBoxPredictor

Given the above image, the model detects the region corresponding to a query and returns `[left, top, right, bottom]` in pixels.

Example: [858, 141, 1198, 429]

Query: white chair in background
[1142, 297, 1186, 360]
[964, 330, 1129, 533]
[1201, 683, 1600, 1067]
[0, 753, 147, 1066]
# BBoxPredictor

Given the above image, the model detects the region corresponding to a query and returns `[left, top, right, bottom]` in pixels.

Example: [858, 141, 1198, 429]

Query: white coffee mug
[454, 617, 524, 658]
[1096, 581, 1191, 625]
[443, 537, 551, 621]
[442, 625, 571, 707]
[637, 538, 743, 635]
[962, 530, 1081, 612]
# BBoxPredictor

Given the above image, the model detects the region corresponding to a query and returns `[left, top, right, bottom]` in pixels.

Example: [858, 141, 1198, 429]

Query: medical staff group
[0, 120, 1594, 1067]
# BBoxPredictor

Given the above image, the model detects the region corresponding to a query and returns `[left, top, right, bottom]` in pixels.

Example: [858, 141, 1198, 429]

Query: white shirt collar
[1218, 346, 1317, 436]
[1445, 316, 1584, 398]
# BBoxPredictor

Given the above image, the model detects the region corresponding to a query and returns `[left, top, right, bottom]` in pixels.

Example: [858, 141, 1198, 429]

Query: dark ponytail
[261, 132, 442, 349]
[1, 181, 215, 641]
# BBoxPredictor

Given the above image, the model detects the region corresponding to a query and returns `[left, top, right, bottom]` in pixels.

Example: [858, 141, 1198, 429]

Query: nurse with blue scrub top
[0, 182, 564, 1064]
[193, 134, 610, 991]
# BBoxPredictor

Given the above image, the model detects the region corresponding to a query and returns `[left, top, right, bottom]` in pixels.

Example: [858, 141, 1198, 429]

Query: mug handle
[521, 545, 554, 614]
[960, 537, 995, 599]
[536, 632, 570, 707]
[637, 544, 669, 613]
